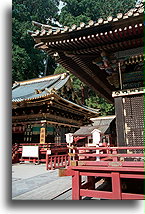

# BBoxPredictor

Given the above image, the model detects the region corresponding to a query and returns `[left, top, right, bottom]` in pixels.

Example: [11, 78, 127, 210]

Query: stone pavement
[12, 163, 100, 200]
[12, 163, 72, 200]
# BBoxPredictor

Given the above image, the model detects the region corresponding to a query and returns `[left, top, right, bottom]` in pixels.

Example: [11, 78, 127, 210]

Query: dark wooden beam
[12, 112, 83, 126]
[12, 120, 79, 128]
[57, 53, 114, 103]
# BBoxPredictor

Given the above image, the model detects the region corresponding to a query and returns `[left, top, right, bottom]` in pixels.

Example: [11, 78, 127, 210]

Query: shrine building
[29, 0, 144, 148]
[12, 73, 98, 150]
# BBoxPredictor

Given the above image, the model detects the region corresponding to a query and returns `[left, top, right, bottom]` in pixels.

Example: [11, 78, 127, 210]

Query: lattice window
[123, 94, 143, 152]
[54, 135, 61, 146]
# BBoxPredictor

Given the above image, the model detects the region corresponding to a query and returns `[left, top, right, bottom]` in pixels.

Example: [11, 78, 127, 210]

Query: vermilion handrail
[71, 146, 145, 150]
[69, 146, 144, 163]
[46, 154, 70, 170]
[62, 146, 144, 200]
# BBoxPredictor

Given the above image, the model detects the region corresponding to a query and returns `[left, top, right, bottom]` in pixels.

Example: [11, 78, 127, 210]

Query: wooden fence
[46, 154, 70, 170]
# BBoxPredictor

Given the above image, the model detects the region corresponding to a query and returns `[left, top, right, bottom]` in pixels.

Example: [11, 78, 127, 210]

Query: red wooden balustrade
[12, 142, 68, 163]
[59, 146, 144, 200]
[46, 154, 70, 170]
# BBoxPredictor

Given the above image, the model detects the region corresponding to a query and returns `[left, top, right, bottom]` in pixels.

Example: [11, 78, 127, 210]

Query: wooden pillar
[114, 97, 125, 147]
[112, 172, 121, 199]
[46, 152, 48, 170]
[72, 171, 81, 200]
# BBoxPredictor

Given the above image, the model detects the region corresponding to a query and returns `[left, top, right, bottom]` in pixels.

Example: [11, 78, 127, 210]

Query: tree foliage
[12, 0, 59, 82]
[59, 0, 136, 26]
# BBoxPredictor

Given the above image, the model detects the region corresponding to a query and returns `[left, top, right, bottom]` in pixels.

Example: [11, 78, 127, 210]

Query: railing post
[53, 156, 56, 169]
[74, 147, 79, 161]
[112, 148, 118, 162]
[61, 155, 63, 166]
[96, 145, 100, 161]
[72, 171, 81, 200]
[57, 156, 60, 167]
[67, 155, 70, 166]
[73, 147, 76, 161]
[64, 155, 67, 166]
[46, 153, 48, 170]
[112, 172, 121, 199]
[50, 156, 53, 170]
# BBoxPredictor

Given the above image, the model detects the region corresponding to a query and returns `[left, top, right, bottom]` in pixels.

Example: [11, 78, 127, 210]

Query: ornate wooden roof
[30, 1, 143, 103]
[12, 73, 70, 103]
[12, 73, 99, 126]
[12, 73, 98, 112]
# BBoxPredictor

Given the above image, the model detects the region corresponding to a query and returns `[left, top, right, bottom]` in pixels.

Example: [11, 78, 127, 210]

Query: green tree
[85, 91, 115, 116]
[12, 0, 59, 82]
[59, 0, 136, 26]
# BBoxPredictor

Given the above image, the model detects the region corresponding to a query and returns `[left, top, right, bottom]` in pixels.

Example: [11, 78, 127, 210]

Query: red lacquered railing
[46, 154, 70, 170]
[64, 146, 144, 200]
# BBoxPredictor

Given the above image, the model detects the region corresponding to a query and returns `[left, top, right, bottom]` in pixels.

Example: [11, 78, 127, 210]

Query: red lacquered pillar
[112, 172, 121, 199]
[72, 171, 81, 200]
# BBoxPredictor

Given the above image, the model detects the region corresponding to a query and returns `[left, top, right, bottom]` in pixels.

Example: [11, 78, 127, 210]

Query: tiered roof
[12, 73, 99, 127]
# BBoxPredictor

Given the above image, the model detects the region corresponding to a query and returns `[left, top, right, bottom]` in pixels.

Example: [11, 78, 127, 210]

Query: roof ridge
[91, 115, 116, 120]
[31, 1, 143, 38]
[13, 73, 68, 86]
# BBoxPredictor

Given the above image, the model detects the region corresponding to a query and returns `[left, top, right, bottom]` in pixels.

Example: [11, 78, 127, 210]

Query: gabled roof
[91, 115, 116, 126]
[73, 115, 116, 136]
[73, 126, 96, 136]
